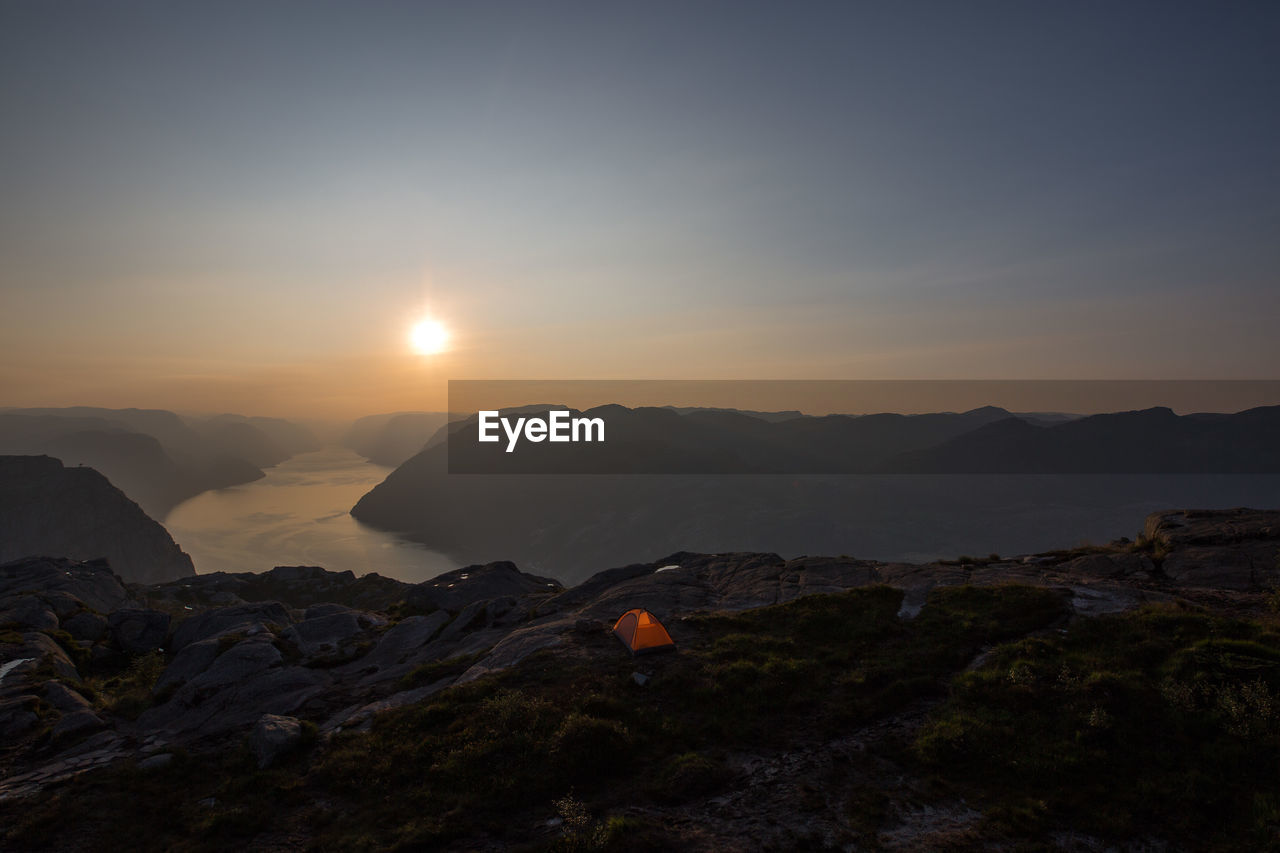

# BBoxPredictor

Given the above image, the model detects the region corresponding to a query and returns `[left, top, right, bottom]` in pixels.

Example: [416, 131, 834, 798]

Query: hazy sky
[2, 1, 1277, 418]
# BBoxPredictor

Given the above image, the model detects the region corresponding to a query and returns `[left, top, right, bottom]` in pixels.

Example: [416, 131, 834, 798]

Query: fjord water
[164, 445, 1280, 585]
[164, 447, 457, 582]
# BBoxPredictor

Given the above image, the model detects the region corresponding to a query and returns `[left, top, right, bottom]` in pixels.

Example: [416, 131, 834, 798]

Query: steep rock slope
[0, 456, 194, 583]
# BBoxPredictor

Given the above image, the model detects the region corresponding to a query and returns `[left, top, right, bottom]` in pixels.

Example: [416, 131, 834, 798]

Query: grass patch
[915, 602, 1280, 846]
[84, 650, 166, 719]
[396, 650, 487, 689]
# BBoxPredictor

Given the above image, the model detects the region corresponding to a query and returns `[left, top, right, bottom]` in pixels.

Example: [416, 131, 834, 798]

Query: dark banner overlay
[445, 380, 1280, 475]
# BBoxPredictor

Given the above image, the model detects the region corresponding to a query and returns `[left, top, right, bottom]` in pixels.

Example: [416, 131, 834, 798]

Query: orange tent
[613, 608, 676, 655]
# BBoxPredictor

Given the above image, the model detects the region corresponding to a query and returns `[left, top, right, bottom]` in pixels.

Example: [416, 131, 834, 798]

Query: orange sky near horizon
[3, 4, 1278, 422]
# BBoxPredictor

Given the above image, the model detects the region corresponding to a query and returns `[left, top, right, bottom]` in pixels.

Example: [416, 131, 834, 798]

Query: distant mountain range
[352, 403, 1280, 581]
[442, 404, 1015, 473]
[893, 405, 1280, 473]
[343, 411, 449, 467]
[438, 404, 1280, 474]
[0, 407, 319, 517]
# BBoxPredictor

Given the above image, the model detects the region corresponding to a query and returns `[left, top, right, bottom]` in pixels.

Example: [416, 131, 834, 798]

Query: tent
[613, 608, 676, 655]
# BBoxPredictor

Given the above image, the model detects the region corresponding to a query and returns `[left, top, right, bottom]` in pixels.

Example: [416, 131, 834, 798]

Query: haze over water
[164, 447, 457, 582]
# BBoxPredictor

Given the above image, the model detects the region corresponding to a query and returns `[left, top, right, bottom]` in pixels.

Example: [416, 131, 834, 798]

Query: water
[163, 449, 1280, 586]
[164, 447, 458, 582]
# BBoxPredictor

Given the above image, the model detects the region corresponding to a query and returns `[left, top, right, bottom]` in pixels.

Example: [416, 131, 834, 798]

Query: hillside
[0, 456, 194, 583]
[892, 405, 1280, 473]
[0, 408, 268, 517]
[188, 414, 320, 470]
[0, 408, 321, 518]
[1, 509, 1279, 850]
[343, 411, 450, 467]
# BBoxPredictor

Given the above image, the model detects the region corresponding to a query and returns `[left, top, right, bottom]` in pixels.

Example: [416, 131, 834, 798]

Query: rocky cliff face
[0, 456, 194, 583]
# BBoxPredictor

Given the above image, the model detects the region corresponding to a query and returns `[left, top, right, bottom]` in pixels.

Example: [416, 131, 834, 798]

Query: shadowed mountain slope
[0, 456, 193, 583]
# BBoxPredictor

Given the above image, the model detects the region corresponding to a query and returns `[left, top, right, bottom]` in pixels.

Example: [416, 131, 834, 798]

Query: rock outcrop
[1, 508, 1279, 807]
[1143, 508, 1280, 590]
[0, 456, 194, 583]
[250, 714, 305, 768]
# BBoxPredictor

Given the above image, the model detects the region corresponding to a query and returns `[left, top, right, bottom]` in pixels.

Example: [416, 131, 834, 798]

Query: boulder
[23, 631, 81, 681]
[303, 603, 351, 619]
[457, 626, 565, 685]
[62, 610, 108, 642]
[353, 611, 451, 673]
[0, 702, 39, 738]
[405, 562, 561, 613]
[43, 681, 93, 713]
[138, 752, 174, 770]
[249, 714, 303, 768]
[52, 709, 105, 740]
[108, 609, 171, 654]
[281, 611, 364, 656]
[40, 591, 87, 621]
[436, 600, 489, 643]
[485, 596, 527, 627]
[184, 638, 282, 693]
[155, 638, 223, 692]
[138, 662, 328, 738]
[0, 595, 59, 631]
[170, 602, 291, 652]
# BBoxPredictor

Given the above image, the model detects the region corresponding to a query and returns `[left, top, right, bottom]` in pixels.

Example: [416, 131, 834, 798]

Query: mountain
[888, 405, 1280, 473]
[0, 455, 194, 582]
[439, 403, 1016, 474]
[0, 407, 277, 514]
[348, 405, 1031, 581]
[662, 406, 808, 422]
[352, 403, 1280, 581]
[188, 414, 320, 469]
[343, 411, 450, 466]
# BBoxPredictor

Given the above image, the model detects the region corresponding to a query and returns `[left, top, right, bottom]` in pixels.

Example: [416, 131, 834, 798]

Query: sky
[1, 1, 1278, 418]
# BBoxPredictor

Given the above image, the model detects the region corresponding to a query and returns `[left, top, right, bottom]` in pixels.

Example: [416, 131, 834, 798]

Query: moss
[215, 632, 246, 655]
[915, 603, 1280, 844]
[86, 650, 165, 720]
[396, 649, 487, 689]
[386, 598, 439, 620]
[647, 752, 730, 803]
[44, 628, 92, 673]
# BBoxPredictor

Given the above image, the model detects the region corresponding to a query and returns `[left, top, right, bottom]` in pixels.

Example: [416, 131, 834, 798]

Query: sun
[409, 318, 449, 355]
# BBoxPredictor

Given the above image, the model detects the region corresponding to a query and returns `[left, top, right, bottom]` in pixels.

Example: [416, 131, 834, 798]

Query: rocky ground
[1, 507, 1278, 850]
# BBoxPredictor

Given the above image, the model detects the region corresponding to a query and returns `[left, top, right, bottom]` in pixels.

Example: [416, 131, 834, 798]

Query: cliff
[0, 456, 194, 583]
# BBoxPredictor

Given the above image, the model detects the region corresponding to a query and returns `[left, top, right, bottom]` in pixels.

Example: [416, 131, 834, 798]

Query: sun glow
[409, 318, 449, 355]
